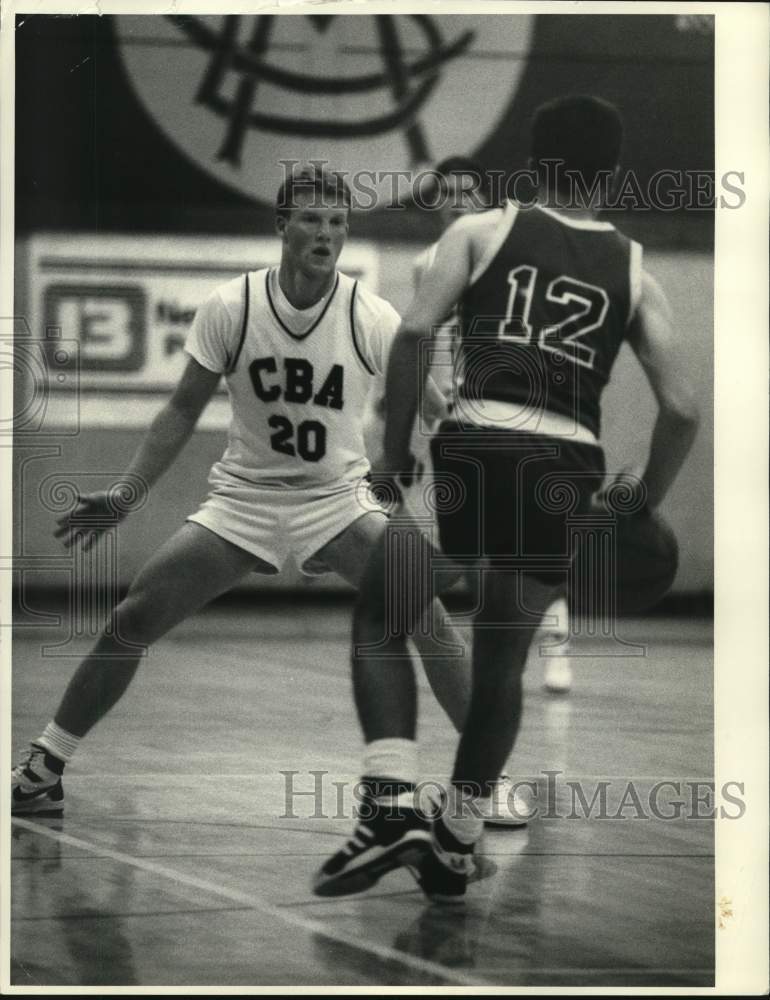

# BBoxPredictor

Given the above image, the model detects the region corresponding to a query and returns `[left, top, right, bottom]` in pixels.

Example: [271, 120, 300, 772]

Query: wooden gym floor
[10, 602, 714, 988]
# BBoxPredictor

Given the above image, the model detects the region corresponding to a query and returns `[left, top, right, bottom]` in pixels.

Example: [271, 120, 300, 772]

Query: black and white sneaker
[11, 743, 64, 815]
[313, 792, 431, 897]
[477, 775, 531, 827]
[415, 813, 478, 904]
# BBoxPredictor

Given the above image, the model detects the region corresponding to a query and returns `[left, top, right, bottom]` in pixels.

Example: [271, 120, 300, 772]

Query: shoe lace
[340, 823, 375, 858]
[12, 745, 45, 779]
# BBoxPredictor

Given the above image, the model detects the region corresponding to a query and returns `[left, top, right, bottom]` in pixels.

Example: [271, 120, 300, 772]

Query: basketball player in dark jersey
[314, 96, 699, 901]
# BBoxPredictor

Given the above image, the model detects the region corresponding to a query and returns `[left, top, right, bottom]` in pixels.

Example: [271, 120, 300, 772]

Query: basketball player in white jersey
[11, 167, 473, 815]
[315, 96, 698, 901]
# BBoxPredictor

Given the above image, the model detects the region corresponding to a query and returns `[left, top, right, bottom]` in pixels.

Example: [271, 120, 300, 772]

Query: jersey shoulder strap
[468, 202, 520, 287]
[225, 272, 251, 374]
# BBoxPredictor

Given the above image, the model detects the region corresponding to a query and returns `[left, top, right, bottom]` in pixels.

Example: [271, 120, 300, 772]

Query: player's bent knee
[109, 594, 162, 647]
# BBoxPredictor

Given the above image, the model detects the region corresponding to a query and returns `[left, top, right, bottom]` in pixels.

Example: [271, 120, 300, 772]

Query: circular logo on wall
[114, 14, 533, 206]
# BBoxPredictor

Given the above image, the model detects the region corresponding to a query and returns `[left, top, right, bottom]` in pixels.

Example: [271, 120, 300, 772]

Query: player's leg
[412, 425, 570, 896]
[418, 569, 559, 901]
[12, 523, 269, 814]
[478, 590, 571, 826]
[55, 522, 268, 734]
[313, 425, 484, 896]
[457, 571, 558, 790]
[421, 429, 606, 895]
[310, 507, 467, 896]
[310, 508, 470, 733]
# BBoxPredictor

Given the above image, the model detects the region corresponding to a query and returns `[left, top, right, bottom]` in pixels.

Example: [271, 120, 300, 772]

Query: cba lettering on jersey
[249, 357, 345, 410]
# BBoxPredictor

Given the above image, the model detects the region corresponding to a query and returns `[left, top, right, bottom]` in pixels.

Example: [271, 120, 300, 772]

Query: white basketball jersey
[186, 267, 400, 487]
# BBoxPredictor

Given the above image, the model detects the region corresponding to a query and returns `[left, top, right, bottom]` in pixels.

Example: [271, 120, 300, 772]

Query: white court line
[12, 817, 489, 989]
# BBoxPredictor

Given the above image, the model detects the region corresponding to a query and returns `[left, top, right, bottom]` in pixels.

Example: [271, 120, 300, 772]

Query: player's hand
[370, 454, 422, 508]
[593, 467, 649, 517]
[53, 484, 141, 552]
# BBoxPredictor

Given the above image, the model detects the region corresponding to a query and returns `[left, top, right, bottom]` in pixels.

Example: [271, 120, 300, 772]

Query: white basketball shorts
[187, 465, 387, 575]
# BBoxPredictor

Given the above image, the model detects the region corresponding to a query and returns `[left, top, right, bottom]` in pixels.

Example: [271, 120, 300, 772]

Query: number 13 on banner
[44, 285, 147, 372]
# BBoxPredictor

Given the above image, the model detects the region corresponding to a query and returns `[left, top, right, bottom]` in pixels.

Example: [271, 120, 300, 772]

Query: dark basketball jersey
[457, 203, 642, 438]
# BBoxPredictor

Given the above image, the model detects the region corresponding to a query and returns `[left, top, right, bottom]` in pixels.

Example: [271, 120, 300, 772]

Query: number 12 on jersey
[498, 265, 608, 371]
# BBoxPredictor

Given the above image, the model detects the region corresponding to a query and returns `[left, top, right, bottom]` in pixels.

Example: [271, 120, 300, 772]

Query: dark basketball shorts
[429, 419, 606, 585]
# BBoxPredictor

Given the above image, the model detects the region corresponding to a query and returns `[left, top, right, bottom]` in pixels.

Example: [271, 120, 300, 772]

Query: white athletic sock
[37, 721, 80, 763]
[362, 738, 418, 788]
[443, 784, 484, 845]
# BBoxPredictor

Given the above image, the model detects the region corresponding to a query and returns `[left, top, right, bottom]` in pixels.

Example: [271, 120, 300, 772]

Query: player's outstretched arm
[123, 356, 221, 488]
[384, 224, 473, 473]
[54, 358, 221, 549]
[627, 270, 700, 509]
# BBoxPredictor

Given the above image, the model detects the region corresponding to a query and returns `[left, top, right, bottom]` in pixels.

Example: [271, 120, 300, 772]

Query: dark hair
[275, 166, 352, 220]
[531, 95, 623, 191]
[431, 155, 491, 206]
